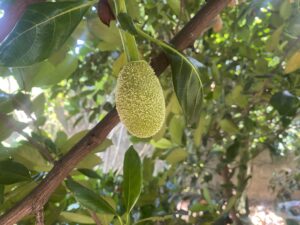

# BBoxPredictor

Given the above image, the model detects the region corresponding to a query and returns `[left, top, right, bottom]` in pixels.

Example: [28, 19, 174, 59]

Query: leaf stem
[114, 0, 139, 61]
[117, 215, 124, 225]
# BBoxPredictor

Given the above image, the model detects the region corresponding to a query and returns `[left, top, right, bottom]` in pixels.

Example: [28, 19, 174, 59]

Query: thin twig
[88, 210, 102, 225]
[35, 209, 44, 225]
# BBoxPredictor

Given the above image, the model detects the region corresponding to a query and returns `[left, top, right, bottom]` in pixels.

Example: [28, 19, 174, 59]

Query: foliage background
[0, 0, 299, 224]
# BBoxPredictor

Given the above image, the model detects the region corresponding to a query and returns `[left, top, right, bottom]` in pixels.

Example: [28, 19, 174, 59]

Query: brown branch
[0, 0, 45, 43]
[88, 210, 102, 225]
[0, 0, 230, 224]
[35, 209, 44, 225]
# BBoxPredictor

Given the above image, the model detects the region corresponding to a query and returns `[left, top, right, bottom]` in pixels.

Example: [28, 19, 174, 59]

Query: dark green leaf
[0, 1, 91, 66]
[171, 55, 203, 122]
[66, 179, 116, 215]
[117, 13, 138, 35]
[123, 146, 142, 213]
[270, 91, 299, 117]
[0, 160, 31, 184]
[78, 168, 101, 179]
[226, 139, 240, 163]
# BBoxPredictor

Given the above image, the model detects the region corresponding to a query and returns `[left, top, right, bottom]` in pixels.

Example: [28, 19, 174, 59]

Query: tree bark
[0, 0, 231, 224]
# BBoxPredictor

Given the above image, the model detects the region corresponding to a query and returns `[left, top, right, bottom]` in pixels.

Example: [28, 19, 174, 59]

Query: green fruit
[115, 60, 165, 138]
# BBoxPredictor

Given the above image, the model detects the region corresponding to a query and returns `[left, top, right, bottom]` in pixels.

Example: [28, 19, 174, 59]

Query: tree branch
[0, 0, 230, 224]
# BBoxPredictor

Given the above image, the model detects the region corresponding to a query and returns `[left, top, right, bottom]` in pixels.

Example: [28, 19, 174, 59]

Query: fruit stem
[114, 0, 140, 62]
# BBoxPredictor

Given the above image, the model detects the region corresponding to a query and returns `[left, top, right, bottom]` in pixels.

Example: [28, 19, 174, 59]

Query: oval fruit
[115, 60, 165, 138]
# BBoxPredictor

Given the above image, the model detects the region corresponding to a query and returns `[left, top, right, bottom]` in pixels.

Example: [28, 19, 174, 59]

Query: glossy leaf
[123, 146, 142, 213]
[0, 160, 31, 184]
[0, 1, 92, 66]
[66, 179, 116, 215]
[270, 90, 300, 117]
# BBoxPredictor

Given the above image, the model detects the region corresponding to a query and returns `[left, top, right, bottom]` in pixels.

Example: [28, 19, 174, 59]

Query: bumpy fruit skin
[115, 60, 165, 138]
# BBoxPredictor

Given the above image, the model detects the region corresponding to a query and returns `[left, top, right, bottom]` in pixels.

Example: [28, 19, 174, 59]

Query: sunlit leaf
[0, 1, 92, 66]
[285, 51, 300, 74]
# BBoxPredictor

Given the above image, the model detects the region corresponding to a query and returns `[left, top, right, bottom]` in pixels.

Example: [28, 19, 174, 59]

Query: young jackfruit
[115, 60, 165, 138]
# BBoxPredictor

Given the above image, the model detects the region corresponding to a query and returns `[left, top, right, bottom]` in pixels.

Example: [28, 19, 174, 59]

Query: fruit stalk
[114, 0, 139, 62]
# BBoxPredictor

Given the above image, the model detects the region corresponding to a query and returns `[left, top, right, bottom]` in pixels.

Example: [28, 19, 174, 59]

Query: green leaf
[225, 85, 248, 108]
[60, 130, 88, 154]
[77, 154, 101, 169]
[88, 19, 122, 51]
[150, 138, 173, 149]
[32, 55, 78, 87]
[284, 51, 300, 74]
[270, 90, 300, 117]
[266, 26, 283, 52]
[92, 139, 113, 153]
[0, 1, 92, 66]
[167, 0, 180, 16]
[165, 56, 203, 125]
[0, 91, 14, 114]
[0, 160, 31, 184]
[0, 115, 27, 141]
[11, 143, 52, 172]
[165, 148, 187, 165]
[219, 119, 239, 135]
[32, 93, 45, 116]
[225, 139, 240, 163]
[60, 212, 94, 224]
[123, 146, 142, 213]
[279, 0, 291, 20]
[66, 179, 116, 215]
[78, 168, 101, 179]
[202, 187, 213, 206]
[169, 115, 185, 145]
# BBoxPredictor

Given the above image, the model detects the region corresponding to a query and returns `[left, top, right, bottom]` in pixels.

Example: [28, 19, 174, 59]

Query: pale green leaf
[60, 212, 94, 224]
[285, 51, 300, 74]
